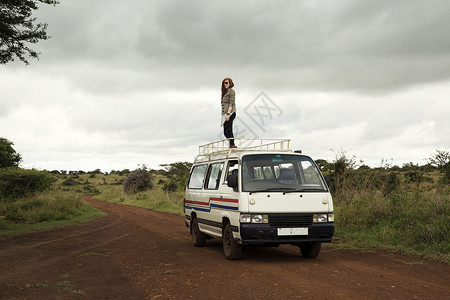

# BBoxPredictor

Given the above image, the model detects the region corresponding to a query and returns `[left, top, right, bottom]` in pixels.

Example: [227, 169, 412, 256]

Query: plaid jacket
[221, 88, 236, 115]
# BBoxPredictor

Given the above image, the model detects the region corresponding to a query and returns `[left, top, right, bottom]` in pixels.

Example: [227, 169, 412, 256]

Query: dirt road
[0, 197, 448, 299]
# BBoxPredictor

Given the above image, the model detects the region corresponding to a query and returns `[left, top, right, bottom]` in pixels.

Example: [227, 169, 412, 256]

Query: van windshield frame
[242, 154, 328, 193]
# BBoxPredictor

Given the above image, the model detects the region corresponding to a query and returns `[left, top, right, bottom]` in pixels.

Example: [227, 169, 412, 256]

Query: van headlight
[240, 214, 268, 223]
[240, 214, 251, 223]
[313, 213, 334, 223]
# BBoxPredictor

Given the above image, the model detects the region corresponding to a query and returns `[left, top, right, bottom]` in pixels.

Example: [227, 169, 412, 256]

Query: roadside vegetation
[0, 138, 104, 235]
[1, 136, 448, 262]
[93, 164, 187, 215]
[321, 150, 449, 263]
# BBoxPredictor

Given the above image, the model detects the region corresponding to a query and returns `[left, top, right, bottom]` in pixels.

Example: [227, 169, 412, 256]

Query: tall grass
[327, 152, 450, 262]
[334, 185, 449, 259]
[94, 183, 184, 215]
[0, 189, 105, 235]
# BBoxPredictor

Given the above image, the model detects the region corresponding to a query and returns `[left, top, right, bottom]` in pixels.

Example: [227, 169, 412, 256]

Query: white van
[184, 139, 334, 260]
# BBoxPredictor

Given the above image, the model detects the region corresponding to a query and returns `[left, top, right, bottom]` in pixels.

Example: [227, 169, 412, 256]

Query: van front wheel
[299, 242, 321, 258]
[223, 223, 242, 260]
[191, 217, 207, 247]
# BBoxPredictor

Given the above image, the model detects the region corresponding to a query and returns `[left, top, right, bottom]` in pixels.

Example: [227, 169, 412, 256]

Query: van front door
[216, 160, 241, 219]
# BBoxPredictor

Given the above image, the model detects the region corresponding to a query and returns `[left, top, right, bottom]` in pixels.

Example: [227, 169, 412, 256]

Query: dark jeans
[223, 113, 236, 146]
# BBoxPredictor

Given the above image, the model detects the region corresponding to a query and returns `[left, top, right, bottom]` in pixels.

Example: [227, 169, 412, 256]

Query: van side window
[205, 162, 224, 190]
[225, 160, 239, 180]
[188, 164, 208, 189]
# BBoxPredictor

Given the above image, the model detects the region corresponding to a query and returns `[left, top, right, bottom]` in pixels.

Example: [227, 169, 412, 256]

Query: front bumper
[239, 223, 334, 245]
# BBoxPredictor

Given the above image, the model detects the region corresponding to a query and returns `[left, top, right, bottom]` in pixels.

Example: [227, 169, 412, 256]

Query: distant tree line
[1, 136, 448, 200]
[318, 150, 450, 196]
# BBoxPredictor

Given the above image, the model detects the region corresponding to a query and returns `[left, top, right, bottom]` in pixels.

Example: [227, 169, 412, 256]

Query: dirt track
[0, 197, 449, 299]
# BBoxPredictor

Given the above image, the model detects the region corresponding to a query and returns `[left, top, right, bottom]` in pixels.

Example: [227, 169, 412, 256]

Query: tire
[222, 223, 242, 260]
[299, 242, 321, 258]
[191, 217, 207, 247]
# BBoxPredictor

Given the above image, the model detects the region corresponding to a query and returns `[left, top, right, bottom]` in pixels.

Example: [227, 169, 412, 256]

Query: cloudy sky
[1, 0, 449, 171]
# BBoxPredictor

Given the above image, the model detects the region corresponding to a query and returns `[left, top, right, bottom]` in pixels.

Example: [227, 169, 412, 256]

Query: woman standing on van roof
[221, 77, 237, 148]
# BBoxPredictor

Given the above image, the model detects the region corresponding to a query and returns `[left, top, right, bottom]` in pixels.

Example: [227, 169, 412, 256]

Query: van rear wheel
[223, 223, 242, 260]
[191, 217, 207, 247]
[299, 242, 321, 258]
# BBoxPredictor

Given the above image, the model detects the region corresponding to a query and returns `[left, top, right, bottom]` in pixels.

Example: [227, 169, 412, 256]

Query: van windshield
[242, 154, 327, 193]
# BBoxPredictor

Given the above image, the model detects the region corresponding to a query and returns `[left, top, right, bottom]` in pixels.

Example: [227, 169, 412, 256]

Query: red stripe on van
[185, 197, 238, 207]
[209, 197, 239, 203]
[185, 200, 209, 206]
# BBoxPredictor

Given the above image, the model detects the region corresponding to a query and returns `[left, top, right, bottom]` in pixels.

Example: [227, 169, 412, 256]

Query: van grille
[268, 213, 313, 227]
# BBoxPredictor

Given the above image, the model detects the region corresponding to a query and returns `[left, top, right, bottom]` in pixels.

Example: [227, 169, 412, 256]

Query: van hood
[246, 192, 332, 213]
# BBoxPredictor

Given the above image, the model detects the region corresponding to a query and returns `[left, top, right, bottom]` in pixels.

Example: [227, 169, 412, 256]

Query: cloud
[30, 0, 450, 94]
[2, 0, 449, 171]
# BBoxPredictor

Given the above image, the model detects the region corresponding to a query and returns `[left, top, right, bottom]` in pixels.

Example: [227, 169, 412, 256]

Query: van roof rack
[198, 138, 291, 156]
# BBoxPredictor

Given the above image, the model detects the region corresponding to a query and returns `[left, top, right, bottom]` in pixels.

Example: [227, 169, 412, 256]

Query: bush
[123, 167, 154, 194]
[382, 172, 400, 196]
[0, 168, 54, 201]
[162, 180, 178, 192]
[61, 177, 81, 186]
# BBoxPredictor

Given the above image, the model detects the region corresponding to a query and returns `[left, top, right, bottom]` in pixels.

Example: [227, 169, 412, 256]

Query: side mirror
[227, 174, 238, 189]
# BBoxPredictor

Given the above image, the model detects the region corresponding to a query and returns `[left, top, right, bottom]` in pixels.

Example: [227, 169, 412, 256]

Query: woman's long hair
[221, 78, 234, 99]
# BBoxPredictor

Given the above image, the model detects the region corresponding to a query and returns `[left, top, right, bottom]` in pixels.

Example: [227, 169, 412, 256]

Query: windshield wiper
[247, 187, 298, 193]
[247, 188, 325, 194]
[282, 188, 324, 193]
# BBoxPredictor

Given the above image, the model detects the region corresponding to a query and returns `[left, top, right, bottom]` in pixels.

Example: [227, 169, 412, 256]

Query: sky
[1, 0, 449, 172]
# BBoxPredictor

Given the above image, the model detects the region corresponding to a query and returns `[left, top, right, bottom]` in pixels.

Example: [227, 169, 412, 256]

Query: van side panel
[185, 159, 242, 239]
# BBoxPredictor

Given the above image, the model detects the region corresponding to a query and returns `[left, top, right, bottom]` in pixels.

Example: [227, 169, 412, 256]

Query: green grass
[332, 184, 450, 263]
[94, 181, 184, 215]
[57, 280, 85, 295]
[0, 189, 105, 236]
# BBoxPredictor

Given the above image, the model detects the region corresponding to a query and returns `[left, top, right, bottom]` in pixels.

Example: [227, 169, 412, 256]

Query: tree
[160, 162, 192, 192]
[0, 137, 22, 168]
[314, 159, 329, 171]
[0, 0, 58, 65]
[428, 149, 450, 184]
[329, 149, 358, 195]
[160, 162, 192, 179]
[428, 149, 450, 170]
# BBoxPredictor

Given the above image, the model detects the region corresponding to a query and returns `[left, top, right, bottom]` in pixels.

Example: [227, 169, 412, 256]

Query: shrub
[113, 178, 123, 185]
[382, 172, 400, 196]
[123, 167, 154, 194]
[0, 168, 54, 201]
[162, 180, 178, 192]
[61, 177, 81, 186]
